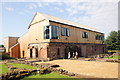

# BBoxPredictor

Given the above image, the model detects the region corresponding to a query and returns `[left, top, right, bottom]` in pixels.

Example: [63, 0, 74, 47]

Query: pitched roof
[29, 12, 103, 33]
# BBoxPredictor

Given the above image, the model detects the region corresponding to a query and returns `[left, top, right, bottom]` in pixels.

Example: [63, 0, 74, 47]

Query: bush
[0, 53, 13, 60]
[116, 45, 120, 50]
[107, 45, 120, 50]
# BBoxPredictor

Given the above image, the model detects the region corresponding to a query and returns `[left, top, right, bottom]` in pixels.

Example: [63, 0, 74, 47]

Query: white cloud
[64, 2, 118, 37]
[28, 3, 38, 9]
[55, 7, 64, 13]
[1, 0, 120, 2]
[5, 7, 14, 11]
[37, 2, 42, 7]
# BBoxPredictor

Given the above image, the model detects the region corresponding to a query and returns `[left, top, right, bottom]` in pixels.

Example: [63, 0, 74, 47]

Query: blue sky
[0, 0, 119, 44]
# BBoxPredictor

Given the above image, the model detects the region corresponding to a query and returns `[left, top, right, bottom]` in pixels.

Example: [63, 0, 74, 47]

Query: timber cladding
[49, 21, 104, 44]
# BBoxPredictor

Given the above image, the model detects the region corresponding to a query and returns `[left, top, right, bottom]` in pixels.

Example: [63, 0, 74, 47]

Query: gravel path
[36, 59, 119, 78]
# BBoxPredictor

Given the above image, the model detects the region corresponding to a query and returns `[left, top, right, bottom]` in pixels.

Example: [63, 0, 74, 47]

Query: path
[35, 59, 119, 78]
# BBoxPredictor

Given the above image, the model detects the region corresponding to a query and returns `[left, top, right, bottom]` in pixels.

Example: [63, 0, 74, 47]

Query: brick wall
[47, 42, 107, 59]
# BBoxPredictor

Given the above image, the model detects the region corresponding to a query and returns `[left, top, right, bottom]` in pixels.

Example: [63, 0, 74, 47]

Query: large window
[44, 26, 50, 39]
[82, 32, 88, 38]
[61, 28, 70, 36]
[51, 26, 59, 39]
[44, 25, 59, 39]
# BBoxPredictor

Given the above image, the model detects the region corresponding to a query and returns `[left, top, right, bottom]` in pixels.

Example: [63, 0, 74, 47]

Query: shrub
[0, 53, 13, 60]
[107, 45, 120, 50]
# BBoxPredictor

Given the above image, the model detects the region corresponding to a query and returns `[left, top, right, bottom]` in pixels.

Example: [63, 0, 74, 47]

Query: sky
[0, 0, 119, 44]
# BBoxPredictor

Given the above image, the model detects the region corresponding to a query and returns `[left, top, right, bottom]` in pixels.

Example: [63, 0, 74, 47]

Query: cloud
[1, 0, 120, 2]
[64, 2, 118, 37]
[5, 7, 14, 11]
[54, 7, 64, 13]
[28, 3, 38, 9]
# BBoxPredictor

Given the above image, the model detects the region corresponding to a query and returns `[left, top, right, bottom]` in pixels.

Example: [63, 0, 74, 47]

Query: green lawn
[105, 55, 120, 59]
[0, 63, 8, 74]
[22, 72, 82, 80]
[8, 63, 38, 69]
[108, 50, 120, 52]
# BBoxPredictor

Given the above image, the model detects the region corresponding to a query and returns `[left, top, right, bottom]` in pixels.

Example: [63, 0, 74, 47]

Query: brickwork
[47, 42, 107, 59]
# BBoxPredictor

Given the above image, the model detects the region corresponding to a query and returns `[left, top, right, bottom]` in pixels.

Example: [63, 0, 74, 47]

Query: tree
[105, 30, 120, 50]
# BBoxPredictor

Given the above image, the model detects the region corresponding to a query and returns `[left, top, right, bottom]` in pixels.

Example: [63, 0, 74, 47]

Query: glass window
[61, 28, 70, 36]
[102, 36, 104, 40]
[66, 28, 70, 36]
[44, 26, 50, 39]
[82, 32, 88, 38]
[51, 26, 59, 39]
[96, 34, 99, 40]
[96, 34, 104, 40]
[44, 25, 59, 39]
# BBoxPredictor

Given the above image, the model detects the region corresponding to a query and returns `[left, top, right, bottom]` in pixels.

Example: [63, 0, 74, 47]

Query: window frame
[44, 25, 50, 39]
[82, 32, 88, 38]
[51, 25, 59, 39]
[44, 25, 59, 40]
[61, 27, 70, 36]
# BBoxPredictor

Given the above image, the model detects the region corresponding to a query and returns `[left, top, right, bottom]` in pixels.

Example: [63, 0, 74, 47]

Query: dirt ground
[35, 59, 119, 78]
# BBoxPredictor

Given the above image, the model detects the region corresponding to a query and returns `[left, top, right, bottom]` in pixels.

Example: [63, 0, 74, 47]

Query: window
[96, 34, 99, 40]
[51, 26, 59, 39]
[82, 32, 88, 38]
[96, 34, 104, 40]
[44, 26, 50, 39]
[44, 25, 59, 39]
[61, 28, 70, 36]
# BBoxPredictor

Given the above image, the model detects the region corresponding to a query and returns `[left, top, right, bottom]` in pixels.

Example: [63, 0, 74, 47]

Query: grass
[105, 55, 120, 59]
[22, 72, 82, 80]
[0, 63, 8, 74]
[108, 50, 120, 52]
[8, 63, 38, 69]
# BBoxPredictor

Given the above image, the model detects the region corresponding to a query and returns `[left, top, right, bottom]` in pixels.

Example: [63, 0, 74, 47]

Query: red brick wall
[40, 48, 47, 59]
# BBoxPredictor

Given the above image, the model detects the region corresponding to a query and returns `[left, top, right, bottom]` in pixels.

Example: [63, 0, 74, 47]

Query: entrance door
[30, 49, 32, 58]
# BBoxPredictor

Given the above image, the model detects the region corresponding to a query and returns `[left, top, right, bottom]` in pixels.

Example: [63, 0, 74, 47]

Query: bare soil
[35, 59, 119, 78]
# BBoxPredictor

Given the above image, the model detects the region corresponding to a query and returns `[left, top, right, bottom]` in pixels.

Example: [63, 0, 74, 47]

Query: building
[4, 12, 106, 59]
[4, 37, 19, 53]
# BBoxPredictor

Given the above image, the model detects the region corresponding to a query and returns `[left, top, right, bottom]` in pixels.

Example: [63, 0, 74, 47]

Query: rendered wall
[18, 13, 50, 58]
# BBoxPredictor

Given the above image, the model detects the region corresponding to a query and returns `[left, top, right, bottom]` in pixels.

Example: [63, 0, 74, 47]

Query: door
[30, 49, 32, 58]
